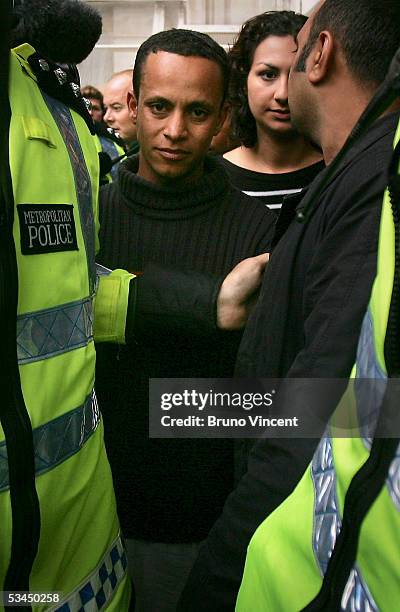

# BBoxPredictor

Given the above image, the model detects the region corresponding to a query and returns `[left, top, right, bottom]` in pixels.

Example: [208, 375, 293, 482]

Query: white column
[152, 0, 166, 32]
[177, 1, 187, 27]
[274, 0, 292, 9]
[301, 0, 319, 14]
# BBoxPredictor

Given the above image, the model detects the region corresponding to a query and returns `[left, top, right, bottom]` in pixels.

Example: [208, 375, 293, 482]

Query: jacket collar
[272, 111, 400, 249]
[13, 43, 94, 134]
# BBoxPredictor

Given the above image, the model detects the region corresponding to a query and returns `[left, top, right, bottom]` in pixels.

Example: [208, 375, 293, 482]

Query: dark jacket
[178, 112, 400, 611]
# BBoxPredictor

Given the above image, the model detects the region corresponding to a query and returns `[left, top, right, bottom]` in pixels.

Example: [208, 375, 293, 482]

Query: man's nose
[163, 111, 187, 141]
[104, 108, 114, 124]
[274, 76, 289, 105]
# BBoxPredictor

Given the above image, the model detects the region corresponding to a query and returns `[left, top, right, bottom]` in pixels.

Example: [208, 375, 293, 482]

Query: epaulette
[27, 51, 95, 135]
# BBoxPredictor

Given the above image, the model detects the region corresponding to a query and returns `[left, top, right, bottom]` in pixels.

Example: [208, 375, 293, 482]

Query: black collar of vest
[27, 52, 95, 135]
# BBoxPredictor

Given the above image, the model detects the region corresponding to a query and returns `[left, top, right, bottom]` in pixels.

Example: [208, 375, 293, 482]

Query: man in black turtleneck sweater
[95, 30, 275, 611]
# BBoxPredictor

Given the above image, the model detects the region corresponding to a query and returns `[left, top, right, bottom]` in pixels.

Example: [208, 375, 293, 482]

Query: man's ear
[214, 102, 229, 136]
[308, 31, 333, 84]
[127, 91, 138, 124]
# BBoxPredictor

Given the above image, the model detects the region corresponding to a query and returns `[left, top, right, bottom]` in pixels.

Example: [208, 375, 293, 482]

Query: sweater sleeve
[126, 262, 224, 342]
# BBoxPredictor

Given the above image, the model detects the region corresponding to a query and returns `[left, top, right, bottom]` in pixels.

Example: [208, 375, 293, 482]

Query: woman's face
[247, 35, 298, 138]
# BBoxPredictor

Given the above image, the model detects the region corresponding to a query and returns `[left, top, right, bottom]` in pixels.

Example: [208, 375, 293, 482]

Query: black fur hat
[12, 0, 102, 63]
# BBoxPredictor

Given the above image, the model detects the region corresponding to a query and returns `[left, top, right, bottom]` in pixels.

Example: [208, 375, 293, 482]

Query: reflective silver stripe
[355, 309, 387, 448]
[310, 307, 392, 610]
[354, 310, 400, 509]
[98, 136, 119, 181]
[0, 391, 100, 492]
[311, 439, 379, 611]
[387, 444, 400, 511]
[356, 310, 387, 380]
[341, 567, 377, 611]
[311, 436, 341, 575]
[42, 92, 96, 294]
[52, 532, 127, 612]
[17, 297, 93, 364]
[311, 300, 400, 612]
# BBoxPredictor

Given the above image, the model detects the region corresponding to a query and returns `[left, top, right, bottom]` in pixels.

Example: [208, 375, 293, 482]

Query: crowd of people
[2, 0, 400, 610]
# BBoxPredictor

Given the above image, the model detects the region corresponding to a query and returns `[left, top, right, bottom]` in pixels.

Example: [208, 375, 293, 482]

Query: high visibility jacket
[236, 121, 400, 611]
[3, 44, 133, 610]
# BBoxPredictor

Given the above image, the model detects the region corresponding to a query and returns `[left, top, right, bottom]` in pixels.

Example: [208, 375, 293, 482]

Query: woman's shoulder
[222, 146, 260, 171]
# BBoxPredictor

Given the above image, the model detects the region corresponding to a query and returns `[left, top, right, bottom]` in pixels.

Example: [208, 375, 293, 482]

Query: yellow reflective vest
[237, 120, 400, 612]
[3, 44, 133, 610]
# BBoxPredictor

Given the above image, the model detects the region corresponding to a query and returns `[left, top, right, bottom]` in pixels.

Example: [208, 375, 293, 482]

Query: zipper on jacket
[384, 140, 400, 374]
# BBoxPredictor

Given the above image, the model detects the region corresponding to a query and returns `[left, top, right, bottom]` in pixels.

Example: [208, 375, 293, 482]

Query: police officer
[4, 0, 133, 608]
[236, 121, 400, 612]
[2, 2, 267, 608]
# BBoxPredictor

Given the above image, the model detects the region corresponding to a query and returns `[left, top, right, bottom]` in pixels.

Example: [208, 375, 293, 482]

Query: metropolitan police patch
[17, 204, 79, 255]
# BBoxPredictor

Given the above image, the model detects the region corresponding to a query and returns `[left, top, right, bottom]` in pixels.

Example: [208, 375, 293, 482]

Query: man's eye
[191, 108, 208, 119]
[150, 102, 167, 113]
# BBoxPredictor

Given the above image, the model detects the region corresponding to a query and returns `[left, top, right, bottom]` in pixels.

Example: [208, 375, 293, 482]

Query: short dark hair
[229, 11, 307, 148]
[295, 0, 400, 86]
[81, 85, 103, 103]
[81, 85, 104, 114]
[133, 29, 230, 104]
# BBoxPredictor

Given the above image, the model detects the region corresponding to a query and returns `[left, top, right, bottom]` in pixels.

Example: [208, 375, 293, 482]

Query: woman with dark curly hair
[221, 11, 324, 213]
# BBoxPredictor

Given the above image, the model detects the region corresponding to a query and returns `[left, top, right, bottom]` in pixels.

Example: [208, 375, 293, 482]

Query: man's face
[247, 35, 299, 139]
[132, 51, 227, 186]
[88, 98, 104, 123]
[103, 74, 137, 144]
[288, 3, 322, 141]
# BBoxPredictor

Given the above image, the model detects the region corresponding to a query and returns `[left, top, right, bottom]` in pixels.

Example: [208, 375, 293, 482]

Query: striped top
[219, 157, 325, 214]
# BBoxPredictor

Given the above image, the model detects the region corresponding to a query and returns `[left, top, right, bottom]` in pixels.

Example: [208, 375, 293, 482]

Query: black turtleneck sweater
[95, 154, 275, 543]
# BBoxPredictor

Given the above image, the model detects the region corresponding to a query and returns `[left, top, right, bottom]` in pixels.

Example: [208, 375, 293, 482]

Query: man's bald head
[105, 70, 133, 96]
[103, 70, 137, 144]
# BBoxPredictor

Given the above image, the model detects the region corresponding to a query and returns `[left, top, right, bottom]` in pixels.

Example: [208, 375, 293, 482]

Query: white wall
[301, 0, 319, 13]
[80, 0, 319, 87]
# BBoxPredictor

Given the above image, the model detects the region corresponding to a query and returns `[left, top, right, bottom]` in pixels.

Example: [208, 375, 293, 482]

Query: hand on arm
[217, 253, 269, 330]
[123, 255, 268, 341]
